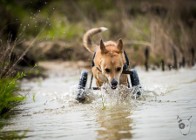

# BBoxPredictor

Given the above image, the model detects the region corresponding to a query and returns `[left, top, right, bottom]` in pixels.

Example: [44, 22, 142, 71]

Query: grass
[37, 19, 83, 41]
[20, 5, 84, 41]
[0, 75, 25, 115]
[0, 130, 27, 140]
[0, 40, 27, 138]
[126, 15, 151, 42]
[0, 39, 27, 116]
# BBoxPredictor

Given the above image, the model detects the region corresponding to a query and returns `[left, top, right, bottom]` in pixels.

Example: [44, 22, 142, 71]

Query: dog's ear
[100, 39, 107, 54]
[117, 39, 123, 53]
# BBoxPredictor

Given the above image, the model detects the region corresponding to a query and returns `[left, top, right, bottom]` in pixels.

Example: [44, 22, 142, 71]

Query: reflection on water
[96, 106, 132, 140]
[1, 62, 196, 140]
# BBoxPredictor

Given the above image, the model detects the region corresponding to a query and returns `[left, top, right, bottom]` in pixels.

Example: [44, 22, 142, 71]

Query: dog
[83, 27, 128, 89]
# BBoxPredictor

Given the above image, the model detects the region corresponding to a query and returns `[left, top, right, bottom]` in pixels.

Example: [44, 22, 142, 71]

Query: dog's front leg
[120, 74, 128, 86]
[92, 66, 107, 87]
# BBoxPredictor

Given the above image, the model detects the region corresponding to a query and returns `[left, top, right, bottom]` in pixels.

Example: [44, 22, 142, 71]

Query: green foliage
[0, 76, 25, 115]
[0, 130, 28, 140]
[0, 0, 28, 19]
[19, 6, 84, 41]
[37, 18, 83, 41]
[126, 16, 151, 42]
[1, 0, 196, 65]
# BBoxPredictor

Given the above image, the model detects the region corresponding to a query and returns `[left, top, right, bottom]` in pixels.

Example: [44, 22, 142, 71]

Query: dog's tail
[83, 27, 108, 53]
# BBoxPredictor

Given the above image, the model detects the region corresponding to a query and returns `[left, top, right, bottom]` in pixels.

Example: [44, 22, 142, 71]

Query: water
[1, 61, 196, 140]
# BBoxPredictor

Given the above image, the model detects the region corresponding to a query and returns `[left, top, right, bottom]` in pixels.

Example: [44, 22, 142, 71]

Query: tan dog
[83, 27, 128, 89]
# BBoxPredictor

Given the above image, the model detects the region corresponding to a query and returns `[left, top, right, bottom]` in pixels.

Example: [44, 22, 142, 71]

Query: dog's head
[99, 39, 125, 89]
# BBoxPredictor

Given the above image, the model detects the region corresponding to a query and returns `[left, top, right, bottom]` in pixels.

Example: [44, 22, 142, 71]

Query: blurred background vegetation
[0, 0, 196, 67]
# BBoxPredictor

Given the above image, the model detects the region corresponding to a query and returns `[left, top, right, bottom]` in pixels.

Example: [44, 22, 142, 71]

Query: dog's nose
[111, 79, 118, 89]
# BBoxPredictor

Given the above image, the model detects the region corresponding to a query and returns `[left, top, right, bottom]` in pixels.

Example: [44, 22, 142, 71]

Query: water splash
[31, 78, 168, 112]
[68, 84, 143, 109]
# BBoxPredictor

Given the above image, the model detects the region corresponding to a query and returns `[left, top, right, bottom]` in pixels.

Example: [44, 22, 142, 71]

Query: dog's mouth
[111, 85, 117, 90]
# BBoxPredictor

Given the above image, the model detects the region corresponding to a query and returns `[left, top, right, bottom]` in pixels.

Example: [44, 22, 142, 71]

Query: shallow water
[1, 62, 196, 140]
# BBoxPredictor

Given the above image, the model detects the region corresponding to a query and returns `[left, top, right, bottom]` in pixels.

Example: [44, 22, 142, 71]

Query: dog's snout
[111, 79, 118, 89]
[111, 79, 118, 86]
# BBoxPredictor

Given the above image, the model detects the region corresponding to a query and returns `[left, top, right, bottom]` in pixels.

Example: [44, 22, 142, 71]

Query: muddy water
[2, 61, 196, 140]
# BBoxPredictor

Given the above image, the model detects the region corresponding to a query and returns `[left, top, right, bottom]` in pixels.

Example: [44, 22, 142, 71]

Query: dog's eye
[105, 68, 111, 73]
[116, 67, 121, 72]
